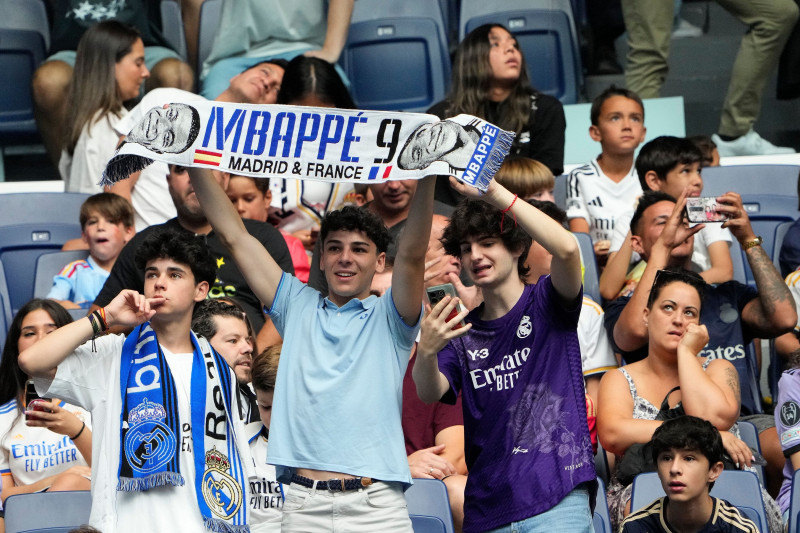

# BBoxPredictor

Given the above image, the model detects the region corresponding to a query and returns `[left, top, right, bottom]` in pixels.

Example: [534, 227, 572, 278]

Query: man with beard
[91, 165, 294, 350]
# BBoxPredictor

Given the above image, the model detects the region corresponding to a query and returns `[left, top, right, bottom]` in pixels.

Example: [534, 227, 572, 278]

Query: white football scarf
[102, 102, 514, 191]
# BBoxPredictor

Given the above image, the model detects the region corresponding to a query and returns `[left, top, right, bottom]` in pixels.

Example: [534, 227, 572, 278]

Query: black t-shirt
[94, 218, 294, 330]
[45, 0, 171, 54]
[427, 93, 566, 205]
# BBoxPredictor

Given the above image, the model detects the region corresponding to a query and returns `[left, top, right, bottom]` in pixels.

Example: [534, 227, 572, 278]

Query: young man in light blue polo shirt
[189, 167, 435, 532]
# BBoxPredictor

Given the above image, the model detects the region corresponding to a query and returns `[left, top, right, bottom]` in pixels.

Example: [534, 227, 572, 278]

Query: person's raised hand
[25, 399, 84, 438]
[679, 323, 709, 355]
[104, 289, 161, 329]
[657, 187, 704, 252]
[419, 296, 471, 357]
[716, 192, 757, 244]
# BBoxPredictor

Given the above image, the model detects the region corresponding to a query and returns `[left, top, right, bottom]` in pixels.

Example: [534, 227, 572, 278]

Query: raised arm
[716, 192, 798, 337]
[19, 290, 158, 378]
[188, 167, 284, 308]
[303, 0, 354, 63]
[613, 191, 703, 352]
[391, 176, 435, 324]
[600, 233, 634, 301]
[452, 178, 582, 301]
[675, 324, 739, 429]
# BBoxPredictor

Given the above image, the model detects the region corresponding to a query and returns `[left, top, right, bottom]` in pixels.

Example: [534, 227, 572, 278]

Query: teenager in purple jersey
[414, 177, 595, 533]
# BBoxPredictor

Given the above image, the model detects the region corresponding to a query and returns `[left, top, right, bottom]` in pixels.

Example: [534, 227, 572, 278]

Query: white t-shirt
[60, 110, 128, 195]
[0, 400, 90, 488]
[269, 178, 357, 234]
[36, 334, 207, 533]
[578, 296, 617, 377]
[248, 431, 283, 532]
[115, 88, 211, 231]
[565, 158, 641, 244]
[610, 211, 733, 271]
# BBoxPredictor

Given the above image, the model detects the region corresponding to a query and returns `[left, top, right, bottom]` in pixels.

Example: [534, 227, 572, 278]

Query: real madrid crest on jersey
[517, 316, 532, 339]
[124, 398, 177, 473]
[202, 446, 243, 520]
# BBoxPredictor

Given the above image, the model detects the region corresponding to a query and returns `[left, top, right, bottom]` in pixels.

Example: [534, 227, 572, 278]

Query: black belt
[291, 473, 375, 492]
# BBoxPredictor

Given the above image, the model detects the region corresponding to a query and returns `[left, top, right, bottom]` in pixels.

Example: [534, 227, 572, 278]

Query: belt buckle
[327, 478, 345, 492]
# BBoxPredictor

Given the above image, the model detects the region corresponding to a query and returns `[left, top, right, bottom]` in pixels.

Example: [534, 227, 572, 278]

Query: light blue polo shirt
[46, 256, 109, 308]
[266, 273, 420, 485]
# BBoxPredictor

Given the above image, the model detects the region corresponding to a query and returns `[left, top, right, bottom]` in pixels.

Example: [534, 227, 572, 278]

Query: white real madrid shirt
[35, 334, 205, 533]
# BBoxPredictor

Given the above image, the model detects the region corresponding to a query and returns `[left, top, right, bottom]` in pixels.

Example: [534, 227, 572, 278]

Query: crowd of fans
[2, 1, 800, 532]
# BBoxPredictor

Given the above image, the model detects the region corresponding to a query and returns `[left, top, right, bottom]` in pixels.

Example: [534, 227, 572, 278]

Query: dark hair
[687, 135, 718, 168]
[651, 415, 724, 487]
[320, 206, 392, 255]
[526, 199, 566, 226]
[0, 300, 73, 407]
[80, 192, 134, 229]
[636, 136, 704, 190]
[192, 298, 248, 340]
[229, 175, 270, 195]
[242, 58, 289, 75]
[251, 343, 281, 392]
[65, 20, 142, 155]
[629, 191, 677, 237]
[590, 85, 645, 126]
[646, 266, 706, 310]
[441, 199, 532, 278]
[134, 227, 216, 286]
[277, 56, 355, 109]
[447, 24, 534, 135]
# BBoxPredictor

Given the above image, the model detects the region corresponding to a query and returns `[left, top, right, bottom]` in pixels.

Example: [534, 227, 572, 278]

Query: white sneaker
[711, 130, 797, 157]
[672, 18, 703, 38]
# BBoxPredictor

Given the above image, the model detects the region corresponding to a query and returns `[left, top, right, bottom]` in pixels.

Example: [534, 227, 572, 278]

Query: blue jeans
[485, 485, 594, 533]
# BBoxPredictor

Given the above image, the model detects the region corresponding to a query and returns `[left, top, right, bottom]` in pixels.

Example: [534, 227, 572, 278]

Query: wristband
[742, 236, 763, 250]
[71, 421, 85, 440]
[500, 194, 518, 232]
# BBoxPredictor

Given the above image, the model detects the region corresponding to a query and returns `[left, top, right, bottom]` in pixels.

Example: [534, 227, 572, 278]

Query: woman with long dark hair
[60, 20, 149, 194]
[428, 24, 566, 185]
[0, 300, 92, 503]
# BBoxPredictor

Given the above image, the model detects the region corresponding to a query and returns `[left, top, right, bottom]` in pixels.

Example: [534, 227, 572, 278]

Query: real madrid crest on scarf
[118, 324, 252, 532]
[202, 446, 244, 520]
[125, 398, 177, 475]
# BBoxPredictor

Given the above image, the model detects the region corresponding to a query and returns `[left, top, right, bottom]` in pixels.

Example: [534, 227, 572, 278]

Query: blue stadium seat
[405, 478, 455, 533]
[196, 0, 222, 75]
[631, 470, 767, 532]
[774, 220, 795, 273]
[0, 0, 48, 144]
[33, 250, 90, 300]
[554, 173, 567, 211]
[341, 0, 451, 112]
[595, 440, 610, 484]
[736, 420, 765, 485]
[0, 192, 88, 315]
[594, 478, 612, 533]
[4, 490, 91, 533]
[574, 232, 600, 302]
[410, 515, 448, 533]
[160, 0, 187, 61]
[459, 0, 582, 104]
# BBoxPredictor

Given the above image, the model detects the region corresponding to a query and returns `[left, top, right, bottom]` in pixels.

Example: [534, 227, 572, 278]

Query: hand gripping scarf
[118, 323, 253, 532]
[101, 102, 514, 192]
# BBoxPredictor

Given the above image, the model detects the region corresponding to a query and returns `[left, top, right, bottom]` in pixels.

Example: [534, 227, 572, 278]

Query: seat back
[33, 250, 90, 299]
[341, 0, 451, 112]
[0, 0, 49, 49]
[4, 491, 92, 533]
[460, 0, 582, 103]
[160, 0, 188, 61]
[197, 0, 222, 74]
[410, 515, 448, 533]
[736, 420, 765, 484]
[0, 192, 88, 314]
[404, 478, 455, 533]
[0, 261, 10, 349]
[593, 478, 612, 533]
[574, 232, 600, 302]
[631, 471, 767, 532]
